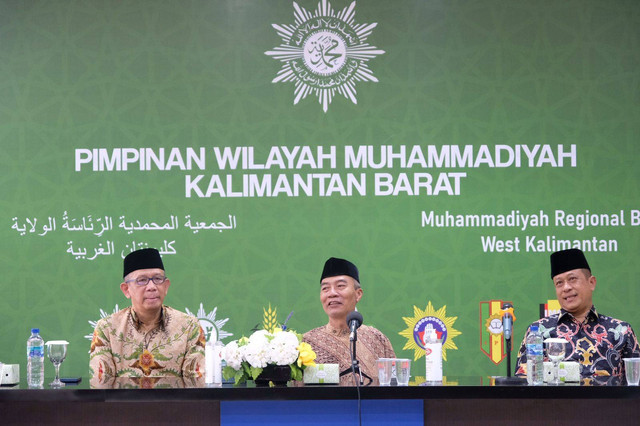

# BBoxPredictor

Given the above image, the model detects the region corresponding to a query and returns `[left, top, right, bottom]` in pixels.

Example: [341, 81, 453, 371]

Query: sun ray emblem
[265, 0, 385, 112]
[399, 302, 462, 362]
[185, 303, 233, 343]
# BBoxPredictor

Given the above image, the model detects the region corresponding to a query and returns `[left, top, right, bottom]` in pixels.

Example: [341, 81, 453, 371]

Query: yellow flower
[296, 342, 316, 367]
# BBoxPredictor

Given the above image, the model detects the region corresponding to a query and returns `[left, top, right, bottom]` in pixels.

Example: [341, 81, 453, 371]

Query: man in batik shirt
[90, 248, 205, 387]
[515, 248, 640, 381]
[303, 257, 395, 386]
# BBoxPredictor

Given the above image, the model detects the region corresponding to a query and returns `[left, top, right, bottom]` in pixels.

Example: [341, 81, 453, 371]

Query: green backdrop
[1, 0, 639, 381]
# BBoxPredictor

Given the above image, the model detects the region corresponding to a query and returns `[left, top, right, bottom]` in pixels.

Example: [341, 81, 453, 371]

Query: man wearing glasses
[90, 248, 205, 385]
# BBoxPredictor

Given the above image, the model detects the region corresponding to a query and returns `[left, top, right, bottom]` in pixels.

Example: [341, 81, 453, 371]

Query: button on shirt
[515, 306, 640, 378]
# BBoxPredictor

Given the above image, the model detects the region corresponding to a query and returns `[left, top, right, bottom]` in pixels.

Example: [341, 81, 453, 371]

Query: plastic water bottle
[424, 327, 443, 383]
[27, 328, 45, 388]
[526, 325, 544, 385]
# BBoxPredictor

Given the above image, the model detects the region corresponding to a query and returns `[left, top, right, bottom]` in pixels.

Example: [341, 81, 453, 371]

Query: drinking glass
[395, 359, 411, 386]
[46, 340, 69, 388]
[623, 358, 640, 386]
[377, 358, 393, 386]
[545, 338, 567, 385]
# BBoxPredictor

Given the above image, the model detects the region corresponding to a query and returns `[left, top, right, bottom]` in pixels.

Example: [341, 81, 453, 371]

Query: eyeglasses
[125, 275, 167, 287]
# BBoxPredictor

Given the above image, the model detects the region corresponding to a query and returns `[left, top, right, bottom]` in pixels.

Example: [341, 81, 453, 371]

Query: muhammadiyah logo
[399, 302, 461, 361]
[265, 0, 385, 112]
[185, 303, 233, 343]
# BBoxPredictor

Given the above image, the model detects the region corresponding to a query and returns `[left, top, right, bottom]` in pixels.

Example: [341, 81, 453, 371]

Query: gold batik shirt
[89, 306, 205, 386]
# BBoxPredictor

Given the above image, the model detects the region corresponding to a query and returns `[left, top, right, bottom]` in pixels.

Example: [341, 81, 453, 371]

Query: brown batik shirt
[303, 324, 396, 386]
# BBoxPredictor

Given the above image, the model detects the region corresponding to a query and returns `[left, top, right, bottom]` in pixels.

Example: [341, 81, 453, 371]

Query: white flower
[243, 339, 270, 368]
[275, 330, 300, 346]
[249, 329, 271, 346]
[225, 330, 303, 373]
[222, 341, 243, 370]
[268, 331, 299, 366]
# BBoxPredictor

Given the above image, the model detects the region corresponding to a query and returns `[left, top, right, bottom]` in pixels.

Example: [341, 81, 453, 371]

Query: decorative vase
[255, 365, 291, 387]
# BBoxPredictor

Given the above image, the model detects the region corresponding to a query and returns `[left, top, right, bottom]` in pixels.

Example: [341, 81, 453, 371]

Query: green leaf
[89, 349, 113, 359]
[124, 349, 142, 360]
[96, 327, 108, 340]
[116, 368, 138, 377]
[188, 327, 200, 340]
[159, 368, 181, 377]
[222, 366, 237, 380]
[152, 352, 172, 361]
[290, 364, 303, 381]
[250, 366, 263, 380]
[234, 369, 247, 386]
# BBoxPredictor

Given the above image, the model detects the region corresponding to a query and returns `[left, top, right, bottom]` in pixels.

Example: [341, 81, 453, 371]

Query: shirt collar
[130, 306, 167, 332]
[325, 323, 350, 337]
[558, 305, 598, 323]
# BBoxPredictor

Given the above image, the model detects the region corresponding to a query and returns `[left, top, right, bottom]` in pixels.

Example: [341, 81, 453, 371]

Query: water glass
[395, 358, 411, 386]
[377, 358, 393, 386]
[544, 338, 567, 386]
[46, 340, 69, 388]
[623, 358, 640, 386]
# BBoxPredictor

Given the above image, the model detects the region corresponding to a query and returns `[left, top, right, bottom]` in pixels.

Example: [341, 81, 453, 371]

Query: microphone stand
[350, 328, 363, 386]
[349, 326, 363, 426]
[494, 331, 526, 385]
[506, 337, 512, 377]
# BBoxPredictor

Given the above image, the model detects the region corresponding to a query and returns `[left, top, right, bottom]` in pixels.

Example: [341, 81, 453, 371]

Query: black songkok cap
[321, 257, 359, 283]
[123, 248, 164, 278]
[550, 248, 590, 279]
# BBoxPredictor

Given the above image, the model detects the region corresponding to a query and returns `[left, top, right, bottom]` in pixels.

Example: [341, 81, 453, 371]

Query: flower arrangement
[222, 328, 317, 385]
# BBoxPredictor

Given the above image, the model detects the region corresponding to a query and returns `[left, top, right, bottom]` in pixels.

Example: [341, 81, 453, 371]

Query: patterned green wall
[1, 0, 639, 381]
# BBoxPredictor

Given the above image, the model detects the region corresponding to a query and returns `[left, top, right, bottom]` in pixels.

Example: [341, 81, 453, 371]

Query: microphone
[502, 303, 513, 341]
[346, 311, 363, 342]
[495, 302, 526, 384]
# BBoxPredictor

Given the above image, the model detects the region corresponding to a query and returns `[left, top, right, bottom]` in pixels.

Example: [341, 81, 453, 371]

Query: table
[1, 376, 639, 425]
